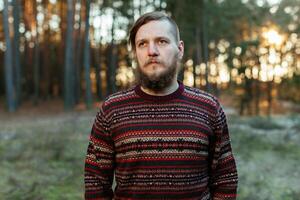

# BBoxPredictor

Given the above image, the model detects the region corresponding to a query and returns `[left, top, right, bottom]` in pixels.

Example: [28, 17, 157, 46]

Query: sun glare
[263, 29, 284, 46]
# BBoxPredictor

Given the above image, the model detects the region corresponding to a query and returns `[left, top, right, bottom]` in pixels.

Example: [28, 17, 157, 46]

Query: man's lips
[146, 60, 161, 65]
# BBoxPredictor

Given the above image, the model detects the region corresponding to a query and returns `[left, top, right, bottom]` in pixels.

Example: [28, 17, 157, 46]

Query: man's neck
[140, 79, 179, 96]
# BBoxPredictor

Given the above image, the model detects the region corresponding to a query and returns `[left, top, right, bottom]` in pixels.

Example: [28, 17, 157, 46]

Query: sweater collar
[134, 81, 184, 102]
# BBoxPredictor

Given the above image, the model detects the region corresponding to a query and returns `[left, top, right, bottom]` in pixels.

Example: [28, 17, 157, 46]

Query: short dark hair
[129, 11, 180, 51]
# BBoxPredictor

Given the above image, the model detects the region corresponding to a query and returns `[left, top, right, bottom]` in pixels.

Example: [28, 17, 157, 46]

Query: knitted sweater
[85, 82, 238, 200]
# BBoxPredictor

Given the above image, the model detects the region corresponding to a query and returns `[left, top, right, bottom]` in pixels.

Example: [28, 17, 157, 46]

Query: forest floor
[0, 99, 300, 199]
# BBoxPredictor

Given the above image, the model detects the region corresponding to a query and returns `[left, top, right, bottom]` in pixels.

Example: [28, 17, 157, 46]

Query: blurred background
[0, 0, 300, 199]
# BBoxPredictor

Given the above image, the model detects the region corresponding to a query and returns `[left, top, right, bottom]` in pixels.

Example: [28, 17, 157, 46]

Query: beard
[136, 58, 179, 92]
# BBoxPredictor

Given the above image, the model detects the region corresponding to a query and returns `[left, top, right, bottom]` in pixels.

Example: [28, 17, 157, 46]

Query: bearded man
[84, 11, 238, 200]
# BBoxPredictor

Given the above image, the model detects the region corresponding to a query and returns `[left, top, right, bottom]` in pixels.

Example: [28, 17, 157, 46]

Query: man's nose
[147, 42, 159, 56]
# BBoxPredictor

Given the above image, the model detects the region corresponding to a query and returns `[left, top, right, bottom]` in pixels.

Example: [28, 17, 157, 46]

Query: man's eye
[158, 40, 168, 45]
[138, 42, 146, 47]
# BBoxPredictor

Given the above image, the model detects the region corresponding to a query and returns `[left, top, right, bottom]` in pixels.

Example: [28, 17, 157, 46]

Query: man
[85, 11, 238, 200]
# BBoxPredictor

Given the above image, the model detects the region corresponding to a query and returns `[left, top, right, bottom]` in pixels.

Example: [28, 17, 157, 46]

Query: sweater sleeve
[209, 102, 238, 200]
[84, 106, 115, 200]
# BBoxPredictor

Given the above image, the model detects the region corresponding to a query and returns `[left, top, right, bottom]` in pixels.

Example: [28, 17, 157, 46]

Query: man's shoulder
[102, 86, 137, 107]
[183, 85, 220, 106]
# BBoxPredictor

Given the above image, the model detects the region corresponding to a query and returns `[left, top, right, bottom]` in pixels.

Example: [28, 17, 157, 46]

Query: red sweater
[85, 82, 238, 199]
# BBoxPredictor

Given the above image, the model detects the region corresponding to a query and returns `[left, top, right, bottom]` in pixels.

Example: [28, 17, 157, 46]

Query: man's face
[134, 20, 184, 90]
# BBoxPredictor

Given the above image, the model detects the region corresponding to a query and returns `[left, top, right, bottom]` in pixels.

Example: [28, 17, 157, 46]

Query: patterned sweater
[85, 82, 238, 200]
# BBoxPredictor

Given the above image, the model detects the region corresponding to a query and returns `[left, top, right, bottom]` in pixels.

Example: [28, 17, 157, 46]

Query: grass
[0, 111, 94, 200]
[0, 111, 300, 199]
[229, 114, 300, 200]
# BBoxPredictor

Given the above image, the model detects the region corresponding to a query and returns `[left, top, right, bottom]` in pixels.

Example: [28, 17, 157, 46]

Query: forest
[0, 0, 299, 115]
[0, 0, 300, 199]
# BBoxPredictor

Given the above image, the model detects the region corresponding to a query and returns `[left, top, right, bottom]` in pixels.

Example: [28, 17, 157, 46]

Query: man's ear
[178, 41, 184, 59]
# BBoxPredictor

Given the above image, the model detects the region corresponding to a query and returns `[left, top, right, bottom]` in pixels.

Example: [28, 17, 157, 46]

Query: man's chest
[109, 104, 214, 162]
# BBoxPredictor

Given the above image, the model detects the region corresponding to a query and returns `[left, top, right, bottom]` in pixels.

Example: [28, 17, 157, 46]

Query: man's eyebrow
[156, 36, 170, 41]
[136, 38, 147, 43]
[136, 36, 172, 44]
[137, 36, 170, 41]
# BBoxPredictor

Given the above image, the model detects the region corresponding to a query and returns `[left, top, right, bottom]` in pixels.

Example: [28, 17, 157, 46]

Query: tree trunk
[83, 0, 93, 108]
[59, 1, 67, 98]
[33, 1, 40, 105]
[64, 0, 75, 110]
[12, 0, 21, 107]
[139, 0, 143, 16]
[201, 1, 211, 93]
[94, 40, 103, 100]
[74, 0, 82, 104]
[33, 34, 40, 105]
[42, 30, 51, 100]
[254, 79, 260, 115]
[106, 10, 117, 95]
[24, 39, 34, 100]
[267, 80, 272, 117]
[195, 27, 202, 88]
[174, 0, 184, 82]
[3, 0, 16, 112]
[94, 4, 104, 100]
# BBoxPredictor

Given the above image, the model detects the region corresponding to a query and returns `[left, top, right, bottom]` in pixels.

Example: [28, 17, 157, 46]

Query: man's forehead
[135, 20, 176, 41]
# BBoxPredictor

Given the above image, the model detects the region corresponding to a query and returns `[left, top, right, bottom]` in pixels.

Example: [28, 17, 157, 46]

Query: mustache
[145, 59, 162, 65]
